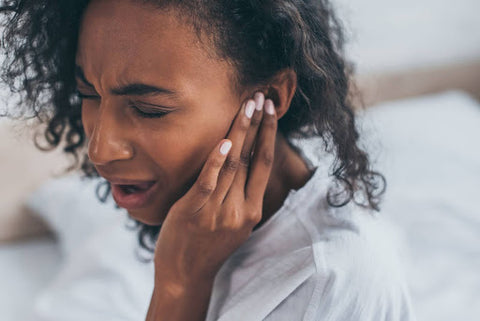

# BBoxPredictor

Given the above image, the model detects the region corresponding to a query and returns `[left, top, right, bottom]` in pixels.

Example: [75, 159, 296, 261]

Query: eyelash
[75, 91, 170, 119]
[128, 104, 170, 119]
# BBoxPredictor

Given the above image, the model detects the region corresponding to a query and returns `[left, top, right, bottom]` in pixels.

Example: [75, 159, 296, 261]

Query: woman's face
[76, 0, 249, 225]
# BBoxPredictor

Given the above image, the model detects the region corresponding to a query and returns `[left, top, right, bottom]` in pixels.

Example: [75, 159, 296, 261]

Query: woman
[0, 0, 416, 320]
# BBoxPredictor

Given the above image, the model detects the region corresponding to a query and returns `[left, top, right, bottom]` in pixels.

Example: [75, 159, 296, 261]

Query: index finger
[245, 99, 277, 205]
[210, 99, 255, 205]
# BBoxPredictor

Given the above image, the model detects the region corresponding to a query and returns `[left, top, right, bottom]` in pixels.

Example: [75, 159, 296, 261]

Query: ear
[263, 68, 297, 120]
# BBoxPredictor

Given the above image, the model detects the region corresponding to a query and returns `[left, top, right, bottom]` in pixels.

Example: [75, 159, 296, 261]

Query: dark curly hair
[0, 0, 386, 254]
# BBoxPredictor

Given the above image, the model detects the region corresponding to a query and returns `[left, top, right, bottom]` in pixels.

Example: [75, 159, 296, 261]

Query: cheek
[151, 128, 219, 174]
[170, 107, 234, 157]
[128, 107, 236, 224]
[150, 111, 233, 183]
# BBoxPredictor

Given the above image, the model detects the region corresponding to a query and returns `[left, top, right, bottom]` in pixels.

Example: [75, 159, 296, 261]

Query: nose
[86, 103, 134, 166]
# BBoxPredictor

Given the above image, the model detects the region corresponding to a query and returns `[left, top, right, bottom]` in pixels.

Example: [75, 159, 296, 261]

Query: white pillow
[25, 173, 129, 258]
[357, 90, 480, 321]
[29, 217, 155, 321]
[25, 173, 155, 320]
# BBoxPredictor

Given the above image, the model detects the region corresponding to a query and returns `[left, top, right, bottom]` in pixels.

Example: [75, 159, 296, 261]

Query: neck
[253, 133, 314, 231]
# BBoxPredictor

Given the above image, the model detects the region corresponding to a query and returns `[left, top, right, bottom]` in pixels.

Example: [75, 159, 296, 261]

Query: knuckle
[218, 206, 239, 228]
[225, 209, 243, 229]
[197, 181, 215, 196]
[223, 156, 239, 173]
[220, 221, 239, 232]
[261, 150, 274, 166]
[246, 210, 262, 225]
[239, 150, 251, 168]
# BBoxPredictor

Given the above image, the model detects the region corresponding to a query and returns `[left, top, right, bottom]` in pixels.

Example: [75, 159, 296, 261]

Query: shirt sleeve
[261, 213, 417, 321]
[307, 214, 417, 321]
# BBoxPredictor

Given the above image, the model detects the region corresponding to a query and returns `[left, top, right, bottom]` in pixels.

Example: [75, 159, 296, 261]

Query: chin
[126, 207, 166, 226]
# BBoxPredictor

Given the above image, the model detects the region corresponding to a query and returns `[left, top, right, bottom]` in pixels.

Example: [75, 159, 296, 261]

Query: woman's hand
[153, 92, 277, 286]
[146, 92, 277, 320]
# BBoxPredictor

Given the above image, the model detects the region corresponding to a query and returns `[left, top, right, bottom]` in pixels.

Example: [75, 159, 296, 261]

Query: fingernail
[245, 100, 255, 118]
[265, 99, 275, 115]
[220, 140, 232, 155]
[254, 92, 265, 111]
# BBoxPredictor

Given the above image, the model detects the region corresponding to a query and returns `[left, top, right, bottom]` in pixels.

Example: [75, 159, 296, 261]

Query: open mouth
[110, 181, 158, 210]
[118, 182, 155, 194]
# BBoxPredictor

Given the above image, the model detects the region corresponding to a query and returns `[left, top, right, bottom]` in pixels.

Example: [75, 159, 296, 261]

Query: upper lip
[100, 175, 157, 186]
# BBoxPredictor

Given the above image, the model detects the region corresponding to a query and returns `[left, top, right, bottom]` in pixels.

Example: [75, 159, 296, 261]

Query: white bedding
[1, 90, 479, 320]
[0, 237, 61, 321]
[359, 91, 480, 321]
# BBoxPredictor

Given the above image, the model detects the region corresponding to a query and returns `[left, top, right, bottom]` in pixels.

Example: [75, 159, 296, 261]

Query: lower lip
[111, 181, 159, 210]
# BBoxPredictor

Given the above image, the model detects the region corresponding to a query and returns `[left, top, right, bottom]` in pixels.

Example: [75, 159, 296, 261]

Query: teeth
[125, 186, 139, 194]
[119, 185, 135, 194]
[120, 182, 154, 194]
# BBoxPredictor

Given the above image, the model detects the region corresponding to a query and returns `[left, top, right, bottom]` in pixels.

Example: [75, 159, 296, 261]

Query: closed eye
[128, 103, 171, 119]
[75, 90, 171, 119]
[75, 90, 100, 100]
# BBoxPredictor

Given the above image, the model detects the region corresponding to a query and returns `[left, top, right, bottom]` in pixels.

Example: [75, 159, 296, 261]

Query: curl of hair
[0, 0, 386, 255]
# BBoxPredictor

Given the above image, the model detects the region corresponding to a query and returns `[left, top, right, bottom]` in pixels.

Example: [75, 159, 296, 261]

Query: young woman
[0, 0, 416, 320]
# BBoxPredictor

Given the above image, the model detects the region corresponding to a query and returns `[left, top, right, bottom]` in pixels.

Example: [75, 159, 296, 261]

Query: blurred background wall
[337, 0, 480, 104]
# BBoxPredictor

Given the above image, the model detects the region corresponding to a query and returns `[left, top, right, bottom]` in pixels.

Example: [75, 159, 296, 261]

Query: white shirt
[30, 137, 416, 321]
[205, 137, 417, 321]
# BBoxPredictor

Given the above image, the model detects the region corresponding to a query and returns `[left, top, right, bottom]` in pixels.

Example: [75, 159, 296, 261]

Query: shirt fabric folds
[205, 137, 416, 321]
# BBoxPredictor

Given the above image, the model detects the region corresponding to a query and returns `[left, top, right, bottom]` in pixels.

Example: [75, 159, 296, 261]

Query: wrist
[154, 263, 218, 288]
[148, 274, 216, 321]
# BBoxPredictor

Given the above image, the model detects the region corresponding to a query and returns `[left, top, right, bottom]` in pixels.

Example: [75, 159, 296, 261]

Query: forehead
[75, 0, 235, 94]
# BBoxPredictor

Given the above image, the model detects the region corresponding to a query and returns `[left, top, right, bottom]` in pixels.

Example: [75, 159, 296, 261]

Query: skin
[76, 0, 315, 319]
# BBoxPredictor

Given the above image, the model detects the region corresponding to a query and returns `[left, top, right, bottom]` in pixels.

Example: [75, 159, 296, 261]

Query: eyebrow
[74, 65, 179, 98]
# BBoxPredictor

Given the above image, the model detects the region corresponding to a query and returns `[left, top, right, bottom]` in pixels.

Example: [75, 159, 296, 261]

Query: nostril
[87, 136, 135, 166]
[87, 141, 107, 166]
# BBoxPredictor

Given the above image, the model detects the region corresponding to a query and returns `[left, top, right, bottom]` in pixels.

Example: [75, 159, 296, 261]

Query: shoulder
[299, 203, 417, 321]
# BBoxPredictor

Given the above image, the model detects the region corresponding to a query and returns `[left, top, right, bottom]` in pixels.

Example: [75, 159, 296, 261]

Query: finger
[176, 139, 233, 213]
[210, 99, 255, 205]
[231, 92, 265, 196]
[245, 99, 277, 206]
